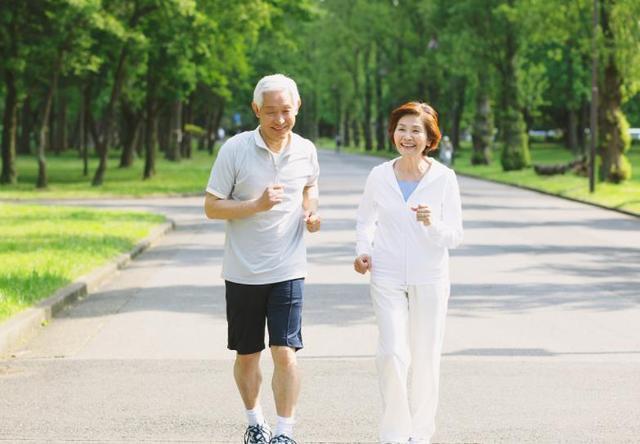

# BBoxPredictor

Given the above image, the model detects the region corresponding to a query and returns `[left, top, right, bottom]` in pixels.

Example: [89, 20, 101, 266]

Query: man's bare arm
[303, 184, 320, 232]
[204, 185, 283, 220]
[302, 184, 318, 214]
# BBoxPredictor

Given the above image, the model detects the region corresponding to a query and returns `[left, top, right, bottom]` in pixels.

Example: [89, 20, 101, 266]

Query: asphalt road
[1, 149, 639, 443]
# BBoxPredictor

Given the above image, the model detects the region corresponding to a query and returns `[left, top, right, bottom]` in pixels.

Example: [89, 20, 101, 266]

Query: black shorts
[225, 278, 304, 355]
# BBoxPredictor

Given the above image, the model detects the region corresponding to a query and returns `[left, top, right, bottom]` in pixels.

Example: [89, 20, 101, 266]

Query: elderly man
[204, 74, 320, 444]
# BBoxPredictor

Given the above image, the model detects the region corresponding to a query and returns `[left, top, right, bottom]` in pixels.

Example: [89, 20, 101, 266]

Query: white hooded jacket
[356, 158, 463, 285]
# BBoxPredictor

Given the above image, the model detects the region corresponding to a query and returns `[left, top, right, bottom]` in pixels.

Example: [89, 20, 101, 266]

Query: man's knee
[235, 351, 261, 372]
[270, 346, 297, 369]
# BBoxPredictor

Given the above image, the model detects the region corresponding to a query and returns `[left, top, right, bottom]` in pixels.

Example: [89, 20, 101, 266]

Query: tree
[0, 0, 26, 184]
[597, 0, 640, 182]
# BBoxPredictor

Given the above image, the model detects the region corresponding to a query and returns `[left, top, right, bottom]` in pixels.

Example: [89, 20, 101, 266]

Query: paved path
[1, 149, 639, 443]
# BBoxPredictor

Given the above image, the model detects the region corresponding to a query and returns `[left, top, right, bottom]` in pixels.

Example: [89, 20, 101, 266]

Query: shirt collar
[253, 126, 293, 156]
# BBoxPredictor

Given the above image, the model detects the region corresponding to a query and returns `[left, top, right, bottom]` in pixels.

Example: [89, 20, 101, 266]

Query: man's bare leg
[270, 346, 299, 439]
[234, 351, 262, 409]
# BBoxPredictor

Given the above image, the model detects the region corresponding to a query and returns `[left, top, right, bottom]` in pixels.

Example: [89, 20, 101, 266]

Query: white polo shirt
[356, 158, 463, 285]
[206, 128, 320, 285]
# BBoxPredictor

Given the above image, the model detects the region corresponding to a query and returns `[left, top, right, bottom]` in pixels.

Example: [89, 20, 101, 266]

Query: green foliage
[471, 88, 493, 165]
[452, 141, 640, 214]
[2, 0, 639, 189]
[0, 149, 215, 199]
[184, 123, 205, 137]
[599, 109, 632, 182]
[608, 0, 640, 101]
[471, 148, 492, 165]
[611, 154, 632, 182]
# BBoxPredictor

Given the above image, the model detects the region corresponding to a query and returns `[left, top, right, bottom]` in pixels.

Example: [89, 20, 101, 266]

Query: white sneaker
[244, 423, 272, 444]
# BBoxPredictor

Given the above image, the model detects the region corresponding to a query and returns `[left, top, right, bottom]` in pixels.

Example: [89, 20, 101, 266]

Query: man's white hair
[253, 74, 301, 111]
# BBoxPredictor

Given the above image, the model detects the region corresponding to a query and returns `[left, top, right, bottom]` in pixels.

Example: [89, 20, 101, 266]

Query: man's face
[252, 90, 298, 143]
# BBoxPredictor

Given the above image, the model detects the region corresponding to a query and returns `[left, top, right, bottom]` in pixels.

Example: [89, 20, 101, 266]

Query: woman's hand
[411, 204, 432, 226]
[304, 210, 321, 232]
[354, 254, 372, 274]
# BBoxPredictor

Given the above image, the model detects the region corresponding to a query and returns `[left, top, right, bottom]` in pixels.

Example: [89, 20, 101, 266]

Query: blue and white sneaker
[244, 423, 272, 444]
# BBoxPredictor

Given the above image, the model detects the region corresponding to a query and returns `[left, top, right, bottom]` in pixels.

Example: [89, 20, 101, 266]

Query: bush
[599, 109, 633, 182]
[608, 154, 632, 183]
[184, 124, 205, 137]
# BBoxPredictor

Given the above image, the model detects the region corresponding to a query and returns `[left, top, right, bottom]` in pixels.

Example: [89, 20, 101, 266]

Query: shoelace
[244, 424, 270, 443]
[270, 435, 297, 444]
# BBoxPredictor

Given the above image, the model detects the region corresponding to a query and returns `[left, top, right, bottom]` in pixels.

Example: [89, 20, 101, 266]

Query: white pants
[370, 281, 449, 444]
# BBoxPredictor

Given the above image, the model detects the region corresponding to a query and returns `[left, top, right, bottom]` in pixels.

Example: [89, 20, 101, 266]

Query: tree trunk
[70, 96, 81, 152]
[578, 99, 588, 154]
[143, 70, 158, 179]
[334, 88, 342, 149]
[310, 90, 319, 142]
[597, 0, 631, 182]
[165, 100, 182, 161]
[352, 119, 360, 148]
[157, 104, 170, 157]
[343, 109, 351, 147]
[82, 83, 93, 176]
[450, 76, 467, 165]
[350, 50, 361, 149]
[598, 59, 628, 182]
[199, 106, 211, 152]
[57, 87, 68, 153]
[90, 4, 156, 185]
[134, 124, 144, 158]
[1, 1, 19, 184]
[472, 77, 493, 165]
[119, 100, 141, 168]
[1, 69, 18, 184]
[92, 44, 129, 185]
[565, 44, 578, 154]
[36, 56, 62, 189]
[181, 97, 192, 159]
[498, 17, 530, 171]
[48, 94, 56, 154]
[363, 46, 373, 151]
[144, 99, 158, 180]
[208, 97, 224, 155]
[204, 107, 214, 153]
[19, 96, 33, 155]
[374, 45, 385, 152]
[567, 108, 578, 154]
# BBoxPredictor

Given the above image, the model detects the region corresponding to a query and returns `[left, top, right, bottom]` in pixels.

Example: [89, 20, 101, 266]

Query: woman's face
[393, 114, 429, 157]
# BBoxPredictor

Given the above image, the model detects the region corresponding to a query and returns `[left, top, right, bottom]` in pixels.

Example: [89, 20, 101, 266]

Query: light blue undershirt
[397, 179, 419, 201]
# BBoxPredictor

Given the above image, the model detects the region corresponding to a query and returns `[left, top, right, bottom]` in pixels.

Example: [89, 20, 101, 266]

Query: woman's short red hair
[388, 101, 442, 154]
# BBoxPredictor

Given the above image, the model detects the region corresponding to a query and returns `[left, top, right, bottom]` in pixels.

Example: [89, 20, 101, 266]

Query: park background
[1, 0, 639, 321]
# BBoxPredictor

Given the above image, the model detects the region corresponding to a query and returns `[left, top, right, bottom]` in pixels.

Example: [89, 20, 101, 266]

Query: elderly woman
[354, 102, 463, 444]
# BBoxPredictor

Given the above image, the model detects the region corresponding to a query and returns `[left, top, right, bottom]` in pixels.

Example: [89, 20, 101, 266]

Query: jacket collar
[384, 157, 447, 197]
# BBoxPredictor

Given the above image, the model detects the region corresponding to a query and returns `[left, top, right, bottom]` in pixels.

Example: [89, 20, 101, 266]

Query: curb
[0, 218, 176, 358]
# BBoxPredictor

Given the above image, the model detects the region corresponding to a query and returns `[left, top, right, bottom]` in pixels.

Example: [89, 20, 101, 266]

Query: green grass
[0, 203, 165, 322]
[0, 148, 216, 199]
[317, 138, 640, 215]
[452, 142, 640, 215]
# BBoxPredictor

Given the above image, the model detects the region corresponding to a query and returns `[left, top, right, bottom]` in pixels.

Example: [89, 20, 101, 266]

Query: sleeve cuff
[356, 243, 371, 256]
[427, 219, 444, 237]
[206, 187, 227, 199]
